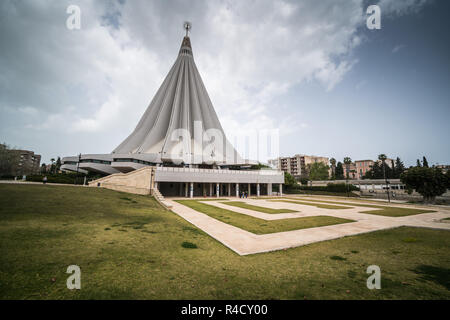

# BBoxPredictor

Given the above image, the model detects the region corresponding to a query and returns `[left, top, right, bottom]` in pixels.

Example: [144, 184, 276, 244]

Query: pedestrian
[43, 176, 47, 184]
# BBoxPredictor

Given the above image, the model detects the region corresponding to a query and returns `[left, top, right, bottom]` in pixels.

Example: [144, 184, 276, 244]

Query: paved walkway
[167, 196, 450, 255]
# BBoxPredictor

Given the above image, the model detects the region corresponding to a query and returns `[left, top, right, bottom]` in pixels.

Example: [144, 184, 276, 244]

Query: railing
[155, 166, 283, 176]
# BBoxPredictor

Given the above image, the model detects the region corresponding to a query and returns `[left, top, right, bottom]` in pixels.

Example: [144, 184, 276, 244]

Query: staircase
[152, 187, 173, 210]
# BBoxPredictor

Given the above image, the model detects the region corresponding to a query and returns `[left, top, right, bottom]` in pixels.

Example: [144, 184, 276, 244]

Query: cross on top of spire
[183, 21, 192, 37]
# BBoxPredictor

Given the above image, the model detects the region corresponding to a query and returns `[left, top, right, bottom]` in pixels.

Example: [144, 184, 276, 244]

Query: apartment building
[271, 154, 329, 179]
[2, 148, 42, 176]
[353, 158, 393, 180]
[354, 160, 374, 179]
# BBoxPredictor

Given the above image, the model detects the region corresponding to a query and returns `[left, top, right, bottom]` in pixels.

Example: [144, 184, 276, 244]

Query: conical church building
[62, 26, 283, 197]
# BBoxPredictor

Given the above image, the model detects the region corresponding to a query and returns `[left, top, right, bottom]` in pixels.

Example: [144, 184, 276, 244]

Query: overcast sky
[1, 0, 449, 166]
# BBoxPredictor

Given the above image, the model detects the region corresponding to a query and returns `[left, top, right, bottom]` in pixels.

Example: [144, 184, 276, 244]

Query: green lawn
[270, 199, 353, 210]
[286, 197, 435, 217]
[219, 201, 298, 214]
[1, 184, 449, 300]
[176, 200, 353, 234]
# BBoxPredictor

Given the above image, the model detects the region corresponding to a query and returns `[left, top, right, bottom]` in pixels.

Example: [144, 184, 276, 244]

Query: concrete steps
[152, 187, 173, 210]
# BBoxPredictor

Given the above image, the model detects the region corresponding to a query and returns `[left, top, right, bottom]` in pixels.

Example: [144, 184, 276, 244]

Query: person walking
[43, 176, 47, 184]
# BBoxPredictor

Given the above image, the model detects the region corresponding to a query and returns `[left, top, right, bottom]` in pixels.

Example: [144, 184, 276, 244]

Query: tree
[416, 159, 422, 167]
[56, 157, 62, 172]
[335, 161, 344, 180]
[335, 162, 344, 180]
[0, 143, 20, 176]
[447, 170, 450, 189]
[329, 158, 336, 179]
[422, 156, 429, 168]
[401, 166, 448, 203]
[40, 163, 47, 174]
[50, 158, 55, 174]
[378, 154, 390, 202]
[284, 172, 298, 189]
[308, 162, 330, 181]
[394, 157, 405, 179]
[343, 157, 352, 179]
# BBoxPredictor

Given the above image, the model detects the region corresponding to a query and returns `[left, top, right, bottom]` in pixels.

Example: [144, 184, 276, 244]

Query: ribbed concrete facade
[63, 29, 284, 196]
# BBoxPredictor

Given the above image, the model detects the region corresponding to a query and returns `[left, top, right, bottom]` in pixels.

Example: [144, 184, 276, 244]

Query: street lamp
[75, 153, 81, 185]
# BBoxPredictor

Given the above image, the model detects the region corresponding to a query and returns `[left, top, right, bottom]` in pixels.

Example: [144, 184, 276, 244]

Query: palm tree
[378, 154, 390, 202]
[50, 158, 55, 174]
[343, 157, 352, 197]
[330, 158, 336, 179]
[343, 157, 352, 179]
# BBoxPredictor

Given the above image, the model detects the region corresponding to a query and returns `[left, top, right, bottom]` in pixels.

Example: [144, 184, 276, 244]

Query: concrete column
[248, 183, 251, 196]
[154, 182, 158, 190]
[267, 183, 272, 196]
[279, 183, 283, 197]
[209, 183, 213, 197]
[236, 183, 239, 197]
[216, 183, 220, 197]
[190, 182, 194, 198]
[185, 183, 188, 197]
[257, 183, 260, 197]
[228, 183, 231, 196]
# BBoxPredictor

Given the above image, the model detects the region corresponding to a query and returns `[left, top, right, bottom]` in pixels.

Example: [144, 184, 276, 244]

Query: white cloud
[0, 0, 432, 161]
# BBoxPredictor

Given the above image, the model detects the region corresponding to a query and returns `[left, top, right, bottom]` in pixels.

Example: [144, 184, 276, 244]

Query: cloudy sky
[1, 0, 449, 166]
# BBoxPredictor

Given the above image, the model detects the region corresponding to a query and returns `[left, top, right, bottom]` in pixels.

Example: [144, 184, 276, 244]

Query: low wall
[88, 167, 154, 195]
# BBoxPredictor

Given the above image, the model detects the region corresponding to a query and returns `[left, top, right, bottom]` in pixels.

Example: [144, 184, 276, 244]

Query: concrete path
[167, 197, 450, 255]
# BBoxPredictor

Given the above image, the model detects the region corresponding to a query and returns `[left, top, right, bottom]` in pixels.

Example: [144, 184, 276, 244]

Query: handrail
[155, 166, 283, 175]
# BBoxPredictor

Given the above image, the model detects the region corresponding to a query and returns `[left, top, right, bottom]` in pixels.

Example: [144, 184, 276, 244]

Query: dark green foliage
[0, 143, 20, 176]
[284, 172, 298, 191]
[296, 183, 359, 193]
[26, 172, 105, 185]
[400, 166, 448, 203]
[335, 162, 344, 180]
[307, 162, 330, 180]
[299, 178, 309, 185]
[330, 255, 346, 261]
[181, 241, 198, 249]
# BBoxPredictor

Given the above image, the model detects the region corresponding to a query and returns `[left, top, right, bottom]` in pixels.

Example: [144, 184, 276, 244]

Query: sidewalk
[167, 197, 450, 255]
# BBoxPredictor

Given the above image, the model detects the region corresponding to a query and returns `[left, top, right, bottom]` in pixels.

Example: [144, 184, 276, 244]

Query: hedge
[286, 183, 359, 193]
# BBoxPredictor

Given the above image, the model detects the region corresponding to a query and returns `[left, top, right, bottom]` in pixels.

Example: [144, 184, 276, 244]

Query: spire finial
[183, 21, 192, 37]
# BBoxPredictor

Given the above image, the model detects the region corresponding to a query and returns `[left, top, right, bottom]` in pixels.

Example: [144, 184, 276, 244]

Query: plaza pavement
[167, 196, 450, 255]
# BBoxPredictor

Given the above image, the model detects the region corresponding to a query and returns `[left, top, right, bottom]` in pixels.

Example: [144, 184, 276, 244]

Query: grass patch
[220, 201, 297, 214]
[176, 200, 353, 234]
[288, 197, 435, 217]
[270, 199, 353, 210]
[1, 184, 450, 299]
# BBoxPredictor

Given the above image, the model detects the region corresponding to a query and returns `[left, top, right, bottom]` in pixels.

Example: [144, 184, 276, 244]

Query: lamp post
[75, 153, 81, 185]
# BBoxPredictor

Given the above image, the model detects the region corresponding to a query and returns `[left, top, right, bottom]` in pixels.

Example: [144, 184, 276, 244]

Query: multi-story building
[271, 154, 329, 179]
[343, 162, 357, 179]
[354, 160, 374, 180]
[352, 158, 394, 180]
[3, 149, 41, 176]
